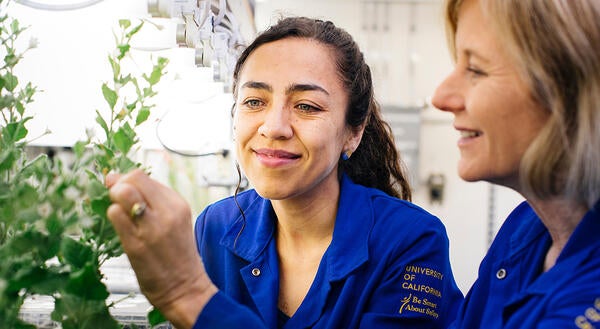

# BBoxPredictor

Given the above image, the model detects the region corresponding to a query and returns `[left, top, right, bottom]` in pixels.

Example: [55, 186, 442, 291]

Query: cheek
[233, 113, 252, 138]
[232, 115, 251, 152]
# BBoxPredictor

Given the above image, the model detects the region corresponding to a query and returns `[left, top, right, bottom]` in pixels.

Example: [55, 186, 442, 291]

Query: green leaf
[116, 155, 138, 173]
[66, 263, 109, 300]
[4, 71, 18, 91]
[16, 183, 38, 208]
[125, 101, 137, 113]
[60, 238, 94, 268]
[52, 294, 120, 329]
[90, 196, 111, 219]
[73, 140, 88, 157]
[117, 44, 130, 60]
[157, 56, 169, 67]
[10, 19, 20, 34]
[4, 229, 49, 258]
[4, 53, 18, 67]
[126, 21, 144, 39]
[4, 121, 28, 142]
[15, 101, 25, 116]
[46, 212, 65, 236]
[20, 153, 50, 179]
[9, 266, 47, 292]
[120, 73, 133, 86]
[118, 19, 131, 29]
[108, 56, 120, 80]
[135, 106, 150, 126]
[148, 307, 168, 326]
[0, 147, 17, 170]
[21, 82, 37, 102]
[147, 68, 162, 85]
[113, 124, 135, 154]
[95, 109, 110, 138]
[142, 86, 155, 98]
[28, 268, 69, 296]
[101, 83, 117, 110]
[87, 178, 107, 199]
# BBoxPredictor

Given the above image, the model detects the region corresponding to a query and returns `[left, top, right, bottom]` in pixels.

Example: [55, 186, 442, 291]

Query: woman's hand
[106, 169, 218, 328]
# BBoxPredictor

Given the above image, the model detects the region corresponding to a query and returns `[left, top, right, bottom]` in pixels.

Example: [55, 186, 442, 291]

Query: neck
[272, 178, 340, 249]
[526, 197, 587, 271]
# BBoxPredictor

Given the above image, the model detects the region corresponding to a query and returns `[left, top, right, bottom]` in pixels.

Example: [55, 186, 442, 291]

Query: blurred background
[7, 0, 523, 326]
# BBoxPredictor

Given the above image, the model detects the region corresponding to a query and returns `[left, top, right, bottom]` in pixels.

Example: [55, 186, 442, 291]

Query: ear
[344, 124, 365, 155]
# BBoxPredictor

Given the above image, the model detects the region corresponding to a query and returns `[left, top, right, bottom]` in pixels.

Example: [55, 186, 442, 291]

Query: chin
[458, 173, 482, 183]
[457, 165, 483, 183]
[252, 185, 292, 201]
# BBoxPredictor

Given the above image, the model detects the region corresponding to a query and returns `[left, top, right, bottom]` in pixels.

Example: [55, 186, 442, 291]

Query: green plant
[0, 5, 168, 328]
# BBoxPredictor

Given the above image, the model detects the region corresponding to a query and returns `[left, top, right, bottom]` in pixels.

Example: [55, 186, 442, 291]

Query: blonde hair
[443, 0, 600, 208]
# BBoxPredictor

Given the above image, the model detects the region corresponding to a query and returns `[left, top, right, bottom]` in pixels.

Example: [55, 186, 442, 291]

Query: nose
[431, 68, 465, 113]
[258, 104, 293, 139]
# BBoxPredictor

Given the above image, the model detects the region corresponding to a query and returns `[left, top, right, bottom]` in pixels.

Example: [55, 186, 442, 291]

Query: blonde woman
[432, 0, 600, 327]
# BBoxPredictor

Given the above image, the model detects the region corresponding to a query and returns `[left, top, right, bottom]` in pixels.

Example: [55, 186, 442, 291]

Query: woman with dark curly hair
[106, 16, 462, 329]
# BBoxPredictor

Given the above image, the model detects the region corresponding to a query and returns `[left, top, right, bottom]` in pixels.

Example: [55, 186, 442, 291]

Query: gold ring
[130, 202, 147, 219]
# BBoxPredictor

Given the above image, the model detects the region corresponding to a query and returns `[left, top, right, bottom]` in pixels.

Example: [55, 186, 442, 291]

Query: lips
[253, 148, 301, 168]
[254, 148, 300, 159]
[454, 125, 482, 147]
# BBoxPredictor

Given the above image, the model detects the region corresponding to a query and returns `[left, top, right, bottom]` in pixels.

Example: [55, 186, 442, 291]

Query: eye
[241, 98, 264, 109]
[296, 103, 321, 113]
[467, 66, 487, 78]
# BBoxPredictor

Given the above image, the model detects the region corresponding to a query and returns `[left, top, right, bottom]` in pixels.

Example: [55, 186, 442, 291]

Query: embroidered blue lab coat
[192, 174, 463, 328]
[449, 201, 600, 329]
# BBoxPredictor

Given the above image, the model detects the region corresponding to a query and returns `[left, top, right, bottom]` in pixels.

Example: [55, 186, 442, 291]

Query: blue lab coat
[193, 174, 463, 328]
[449, 201, 600, 328]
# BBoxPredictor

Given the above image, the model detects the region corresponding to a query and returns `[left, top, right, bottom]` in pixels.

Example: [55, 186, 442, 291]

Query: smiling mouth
[255, 149, 301, 159]
[261, 153, 300, 159]
[460, 130, 481, 138]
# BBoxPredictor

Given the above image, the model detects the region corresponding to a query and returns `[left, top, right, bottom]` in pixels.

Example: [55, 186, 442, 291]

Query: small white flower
[28, 37, 38, 49]
[79, 216, 93, 229]
[37, 202, 52, 218]
[85, 128, 95, 139]
[64, 186, 80, 201]
[77, 171, 88, 184]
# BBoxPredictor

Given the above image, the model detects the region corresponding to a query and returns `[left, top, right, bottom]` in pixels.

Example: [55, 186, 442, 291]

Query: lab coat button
[496, 268, 507, 280]
[251, 268, 261, 277]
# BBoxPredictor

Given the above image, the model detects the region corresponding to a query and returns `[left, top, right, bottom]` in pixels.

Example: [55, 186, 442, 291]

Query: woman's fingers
[104, 172, 122, 189]
[104, 169, 217, 318]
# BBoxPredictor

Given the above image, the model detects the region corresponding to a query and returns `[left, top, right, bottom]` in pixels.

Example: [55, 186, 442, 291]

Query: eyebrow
[240, 81, 330, 96]
[286, 83, 329, 96]
[464, 48, 490, 64]
[241, 81, 272, 92]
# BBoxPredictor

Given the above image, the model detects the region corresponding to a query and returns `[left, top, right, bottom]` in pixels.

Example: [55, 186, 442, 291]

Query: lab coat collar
[524, 201, 600, 295]
[507, 202, 548, 259]
[219, 191, 276, 262]
[219, 174, 371, 279]
[502, 197, 600, 302]
[326, 174, 371, 280]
